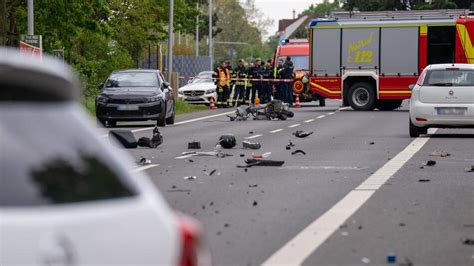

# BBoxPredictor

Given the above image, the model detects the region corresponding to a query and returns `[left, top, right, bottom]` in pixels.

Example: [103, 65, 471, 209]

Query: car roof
[0, 48, 80, 102]
[112, 69, 160, 74]
[427, 63, 474, 70]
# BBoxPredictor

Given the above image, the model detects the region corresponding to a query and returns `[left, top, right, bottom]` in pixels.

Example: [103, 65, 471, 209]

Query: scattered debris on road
[203, 169, 217, 176]
[398, 258, 414, 266]
[137, 157, 151, 165]
[184, 176, 197, 181]
[369, 141, 375, 145]
[386, 252, 397, 264]
[137, 126, 163, 148]
[219, 134, 237, 149]
[109, 129, 138, 149]
[249, 184, 258, 188]
[249, 131, 254, 134]
[418, 178, 431, 182]
[252, 152, 271, 159]
[464, 166, 474, 172]
[243, 140, 261, 149]
[421, 160, 437, 168]
[462, 238, 474, 245]
[293, 130, 313, 138]
[286, 140, 295, 150]
[240, 154, 245, 157]
[430, 151, 450, 157]
[238, 159, 285, 167]
[188, 141, 201, 149]
[167, 189, 192, 193]
[361, 257, 370, 264]
[252, 201, 258, 206]
[291, 149, 306, 155]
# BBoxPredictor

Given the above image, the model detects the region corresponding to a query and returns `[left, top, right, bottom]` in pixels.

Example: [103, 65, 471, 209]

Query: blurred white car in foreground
[178, 71, 217, 105]
[409, 64, 474, 137]
[0, 48, 210, 266]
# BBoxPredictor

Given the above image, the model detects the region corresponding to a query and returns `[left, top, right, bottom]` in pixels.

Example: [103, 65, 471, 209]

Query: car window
[423, 69, 474, 87]
[0, 104, 138, 207]
[278, 56, 309, 70]
[105, 72, 159, 88]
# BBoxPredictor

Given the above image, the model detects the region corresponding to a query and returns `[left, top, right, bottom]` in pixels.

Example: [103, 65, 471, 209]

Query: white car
[409, 64, 474, 137]
[178, 71, 217, 104]
[0, 48, 210, 266]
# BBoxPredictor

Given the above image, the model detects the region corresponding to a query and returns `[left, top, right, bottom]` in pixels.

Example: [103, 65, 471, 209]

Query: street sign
[19, 35, 42, 59]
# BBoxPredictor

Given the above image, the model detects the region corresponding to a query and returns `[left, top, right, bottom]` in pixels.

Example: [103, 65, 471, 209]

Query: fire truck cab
[275, 38, 325, 106]
[308, 9, 474, 111]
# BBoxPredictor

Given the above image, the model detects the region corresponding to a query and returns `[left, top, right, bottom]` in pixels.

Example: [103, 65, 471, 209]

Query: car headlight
[147, 96, 161, 102]
[178, 90, 184, 95]
[96, 95, 109, 103]
[206, 89, 215, 94]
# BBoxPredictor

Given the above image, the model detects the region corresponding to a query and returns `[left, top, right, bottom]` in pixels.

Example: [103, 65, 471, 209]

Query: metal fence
[139, 55, 211, 89]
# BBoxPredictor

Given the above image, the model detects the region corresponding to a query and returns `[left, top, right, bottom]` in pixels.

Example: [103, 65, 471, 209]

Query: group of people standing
[212, 56, 295, 108]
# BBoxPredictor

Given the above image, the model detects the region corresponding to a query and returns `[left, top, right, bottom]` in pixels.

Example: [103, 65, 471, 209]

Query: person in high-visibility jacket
[212, 60, 231, 108]
[231, 59, 247, 106]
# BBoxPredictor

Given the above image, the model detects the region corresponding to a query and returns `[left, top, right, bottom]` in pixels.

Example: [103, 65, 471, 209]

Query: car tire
[348, 82, 376, 111]
[107, 120, 117, 127]
[97, 118, 106, 127]
[166, 108, 175, 125]
[376, 100, 403, 111]
[409, 118, 421, 137]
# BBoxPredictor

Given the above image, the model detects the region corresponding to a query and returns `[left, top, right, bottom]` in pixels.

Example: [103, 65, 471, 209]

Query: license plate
[117, 105, 139, 111]
[436, 107, 467, 115]
[186, 96, 201, 100]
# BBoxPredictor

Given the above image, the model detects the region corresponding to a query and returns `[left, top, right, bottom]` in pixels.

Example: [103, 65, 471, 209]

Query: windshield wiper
[429, 83, 453, 86]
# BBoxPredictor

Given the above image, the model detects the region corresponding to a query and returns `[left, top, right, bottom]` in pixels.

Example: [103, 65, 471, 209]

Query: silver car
[178, 71, 217, 104]
[409, 64, 474, 137]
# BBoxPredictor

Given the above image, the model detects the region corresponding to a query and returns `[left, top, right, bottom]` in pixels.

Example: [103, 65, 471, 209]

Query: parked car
[409, 64, 474, 137]
[96, 69, 175, 127]
[0, 48, 210, 266]
[178, 71, 217, 105]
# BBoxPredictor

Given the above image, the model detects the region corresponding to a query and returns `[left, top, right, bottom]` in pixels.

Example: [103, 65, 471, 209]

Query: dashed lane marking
[262, 128, 438, 266]
[304, 119, 315, 123]
[131, 164, 159, 173]
[269, 129, 284, 133]
[288, 124, 301, 128]
[245, 134, 262, 139]
[316, 115, 326, 119]
[327, 112, 336, 115]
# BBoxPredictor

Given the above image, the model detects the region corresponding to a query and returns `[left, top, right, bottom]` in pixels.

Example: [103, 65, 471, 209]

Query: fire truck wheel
[376, 99, 403, 111]
[348, 82, 376, 111]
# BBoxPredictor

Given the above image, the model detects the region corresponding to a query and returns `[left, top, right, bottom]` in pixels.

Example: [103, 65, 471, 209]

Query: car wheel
[97, 118, 106, 127]
[348, 82, 376, 111]
[166, 108, 175, 125]
[376, 100, 403, 111]
[107, 120, 117, 127]
[409, 118, 420, 138]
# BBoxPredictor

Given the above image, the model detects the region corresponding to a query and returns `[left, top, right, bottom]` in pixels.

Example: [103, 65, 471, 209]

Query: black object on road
[188, 141, 201, 149]
[418, 179, 431, 182]
[462, 238, 474, 245]
[219, 134, 237, 149]
[137, 126, 163, 148]
[426, 160, 436, 166]
[239, 159, 285, 167]
[109, 129, 138, 148]
[243, 140, 261, 149]
[464, 166, 474, 172]
[291, 150, 306, 155]
[293, 130, 313, 138]
[137, 157, 151, 165]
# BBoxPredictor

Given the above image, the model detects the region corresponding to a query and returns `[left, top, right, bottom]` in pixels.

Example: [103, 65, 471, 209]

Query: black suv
[96, 69, 175, 127]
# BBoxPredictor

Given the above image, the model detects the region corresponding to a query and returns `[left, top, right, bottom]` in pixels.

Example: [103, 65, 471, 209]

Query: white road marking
[131, 164, 159, 173]
[304, 119, 315, 123]
[101, 111, 235, 137]
[262, 128, 438, 266]
[175, 155, 193, 159]
[245, 134, 262, 139]
[270, 129, 284, 134]
[327, 112, 336, 115]
[316, 115, 326, 119]
[288, 124, 301, 128]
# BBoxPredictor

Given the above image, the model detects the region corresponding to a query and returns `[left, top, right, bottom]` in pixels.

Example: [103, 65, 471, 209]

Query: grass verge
[83, 95, 208, 117]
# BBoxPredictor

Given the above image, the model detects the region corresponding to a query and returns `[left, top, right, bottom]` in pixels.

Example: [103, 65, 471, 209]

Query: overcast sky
[253, 0, 325, 38]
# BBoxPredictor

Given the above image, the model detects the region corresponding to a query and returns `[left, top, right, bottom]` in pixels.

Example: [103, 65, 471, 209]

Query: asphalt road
[101, 100, 474, 266]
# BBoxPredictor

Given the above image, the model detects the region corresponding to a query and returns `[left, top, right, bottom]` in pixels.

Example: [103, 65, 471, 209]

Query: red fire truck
[274, 38, 325, 105]
[307, 9, 474, 110]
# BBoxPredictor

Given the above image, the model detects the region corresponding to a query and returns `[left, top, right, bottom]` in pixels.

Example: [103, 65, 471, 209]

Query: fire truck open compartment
[427, 26, 455, 65]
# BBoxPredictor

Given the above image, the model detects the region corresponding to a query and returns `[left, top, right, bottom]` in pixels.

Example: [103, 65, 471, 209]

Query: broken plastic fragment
[243, 140, 261, 149]
[425, 160, 436, 166]
[184, 176, 197, 180]
[251, 152, 271, 159]
[418, 179, 430, 182]
[464, 166, 474, 172]
[430, 151, 450, 157]
[291, 150, 306, 155]
[293, 130, 313, 138]
[188, 141, 201, 149]
[137, 157, 151, 165]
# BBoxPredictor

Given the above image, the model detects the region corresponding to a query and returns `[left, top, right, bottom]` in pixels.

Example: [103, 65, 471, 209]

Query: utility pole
[196, 2, 199, 56]
[167, 0, 174, 83]
[2, 0, 6, 45]
[209, 0, 213, 70]
[27, 0, 34, 35]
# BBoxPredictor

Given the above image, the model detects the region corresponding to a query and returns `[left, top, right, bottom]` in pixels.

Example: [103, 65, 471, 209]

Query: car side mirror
[98, 82, 104, 90]
[109, 130, 138, 149]
[408, 84, 415, 91]
[163, 81, 170, 88]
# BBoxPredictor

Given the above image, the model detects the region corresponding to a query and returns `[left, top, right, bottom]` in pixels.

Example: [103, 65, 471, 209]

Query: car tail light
[177, 214, 211, 266]
[416, 117, 428, 122]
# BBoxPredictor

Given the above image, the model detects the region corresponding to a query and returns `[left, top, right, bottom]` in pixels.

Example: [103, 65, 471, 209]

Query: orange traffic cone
[295, 94, 301, 108]
[209, 96, 215, 110]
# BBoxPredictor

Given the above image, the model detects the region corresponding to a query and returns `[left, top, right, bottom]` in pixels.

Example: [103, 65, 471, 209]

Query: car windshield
[105, 72, 159, 88]
[0, 104, 138, 207]
[423, 69, 474, 87]
[278, 56, 309, 70]
[191, 74, 212, 84]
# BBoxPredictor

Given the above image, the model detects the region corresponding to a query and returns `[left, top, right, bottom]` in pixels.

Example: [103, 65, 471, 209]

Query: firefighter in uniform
[246, 58, 263, 104]
[274, 59, 284, 101]
[282, 56, 294, 105]
[212, 60, 231, 108]
[231, 59, 247, 106]
[261, 61, 273, 104]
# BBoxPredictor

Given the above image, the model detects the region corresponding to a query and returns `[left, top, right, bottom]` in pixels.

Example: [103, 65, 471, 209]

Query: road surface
[101, 99, 474, 266]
